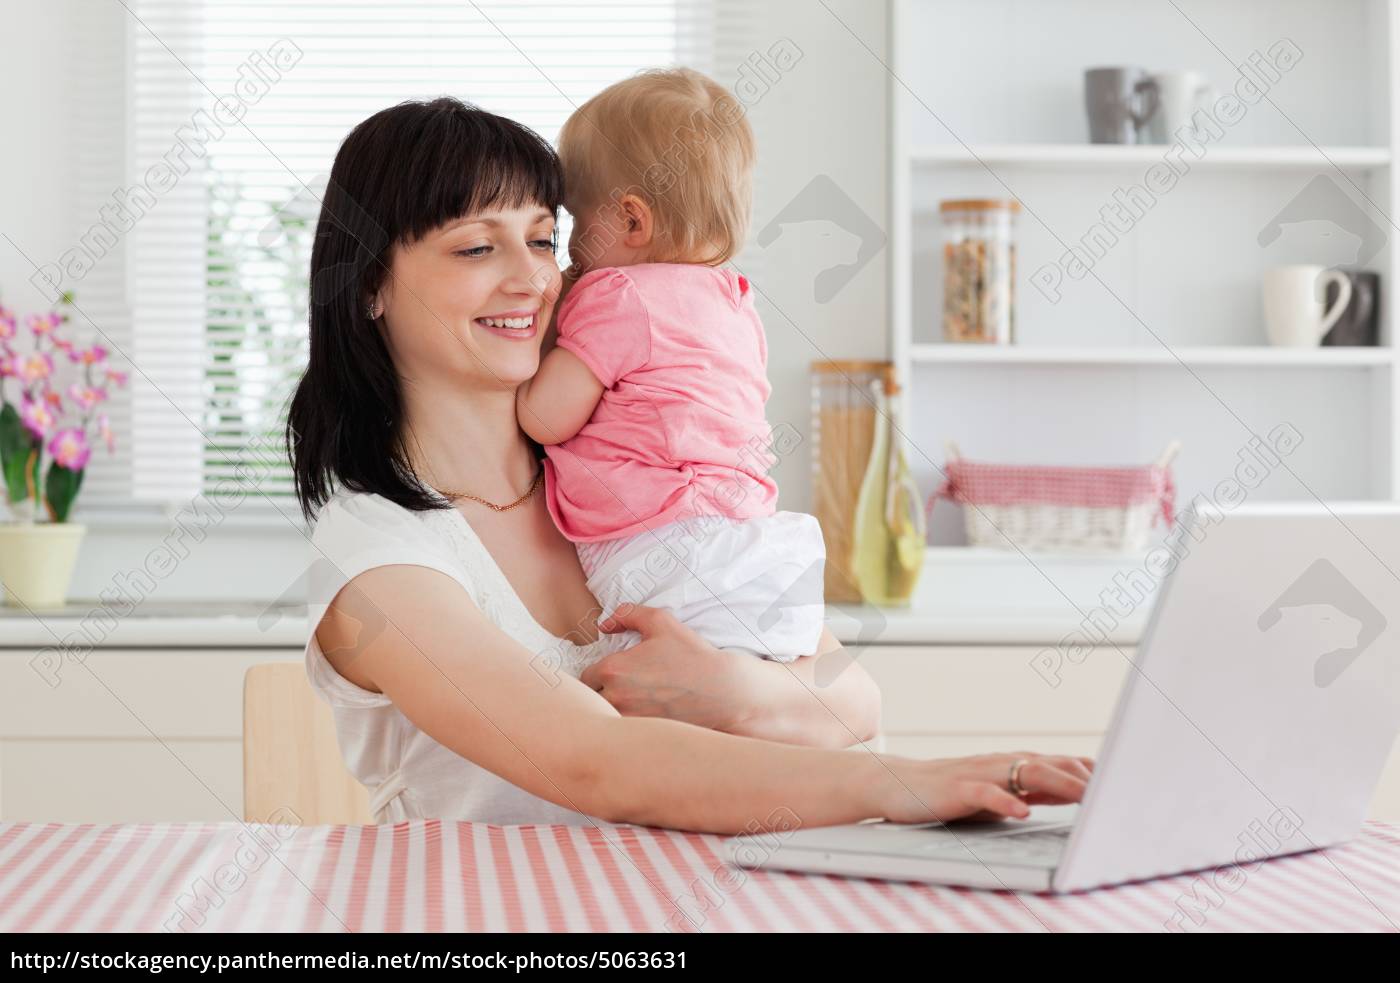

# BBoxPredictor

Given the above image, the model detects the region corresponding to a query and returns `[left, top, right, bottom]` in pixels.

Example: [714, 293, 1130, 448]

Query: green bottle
[851, 379, 925, 606]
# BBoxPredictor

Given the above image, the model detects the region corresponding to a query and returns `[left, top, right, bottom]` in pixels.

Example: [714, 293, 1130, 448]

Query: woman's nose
[503, 254, 558, 300]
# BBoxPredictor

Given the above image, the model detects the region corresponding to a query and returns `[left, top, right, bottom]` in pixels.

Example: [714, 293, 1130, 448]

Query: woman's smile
[474, 308, 539, 341]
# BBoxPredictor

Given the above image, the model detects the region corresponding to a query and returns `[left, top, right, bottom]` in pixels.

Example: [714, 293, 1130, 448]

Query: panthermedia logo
[756, 174, 885, 303]
[1257, 558, 1386, 687]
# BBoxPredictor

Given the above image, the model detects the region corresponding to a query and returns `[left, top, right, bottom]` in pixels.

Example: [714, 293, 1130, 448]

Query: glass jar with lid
[940, 198, 1020, 344]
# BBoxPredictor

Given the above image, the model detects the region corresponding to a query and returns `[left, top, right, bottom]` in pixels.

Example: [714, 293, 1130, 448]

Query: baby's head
[559, 67, 755, 274]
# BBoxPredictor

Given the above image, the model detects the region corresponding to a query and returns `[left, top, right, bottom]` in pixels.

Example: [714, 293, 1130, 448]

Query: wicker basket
[928, 440, 1180, 553]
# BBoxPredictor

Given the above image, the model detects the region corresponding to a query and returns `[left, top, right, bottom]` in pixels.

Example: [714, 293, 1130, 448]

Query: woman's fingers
[970, 754, 1091, 806]
[1042, 755, 1094, 784]
[578, 654, 610, 692]
[968, 782, 1032, 820]
[1004, 753, 1095, 788]
[598, 603, 676, 637]
[1014, 757, 1090, 804]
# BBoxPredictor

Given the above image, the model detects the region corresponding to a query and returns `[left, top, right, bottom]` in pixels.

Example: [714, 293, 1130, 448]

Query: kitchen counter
[0, 601, 307, 649]
[0, 549, 1156, 649]
[0, 599, 1146, 650]
[826, 602, 1144, 646]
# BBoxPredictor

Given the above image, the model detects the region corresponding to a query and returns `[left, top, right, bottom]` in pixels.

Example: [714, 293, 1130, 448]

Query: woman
[288, 96, 1092, 832]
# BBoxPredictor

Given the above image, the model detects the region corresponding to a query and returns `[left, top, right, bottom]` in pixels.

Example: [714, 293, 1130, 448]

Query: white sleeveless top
[303, 491, 621, 824]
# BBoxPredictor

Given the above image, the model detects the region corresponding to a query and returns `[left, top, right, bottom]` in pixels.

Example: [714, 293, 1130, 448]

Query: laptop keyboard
[919, 825, 1073, 864]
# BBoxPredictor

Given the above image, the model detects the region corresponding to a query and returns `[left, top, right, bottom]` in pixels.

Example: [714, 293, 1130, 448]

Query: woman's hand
[880, 752, 1096, 824]
[580, 604, 881, 747]
[579, 604, 748, 733]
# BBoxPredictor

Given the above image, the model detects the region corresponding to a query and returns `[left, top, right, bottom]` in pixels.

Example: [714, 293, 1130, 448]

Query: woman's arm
[724, 628, 882, 748]
[583, 610, 880, 749]
[317, 565, 1090, 833]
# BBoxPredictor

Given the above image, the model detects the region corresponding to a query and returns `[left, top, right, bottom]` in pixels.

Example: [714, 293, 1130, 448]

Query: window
[83, 0, 740, 512]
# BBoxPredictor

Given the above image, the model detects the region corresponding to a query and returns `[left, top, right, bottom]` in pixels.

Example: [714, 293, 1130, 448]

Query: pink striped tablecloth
[1, 820, 1397, 933]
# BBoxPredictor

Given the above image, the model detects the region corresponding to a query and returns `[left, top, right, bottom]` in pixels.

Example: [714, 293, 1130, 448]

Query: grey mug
[1322, 270, 1381, 347]
[1084, 67, 1158, 144]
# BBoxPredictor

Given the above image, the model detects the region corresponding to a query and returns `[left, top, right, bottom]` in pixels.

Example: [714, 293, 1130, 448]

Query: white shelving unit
[890, 0, 1400, 546]
[912, 144, 1393, 171]
[910, 344, 1398, 367]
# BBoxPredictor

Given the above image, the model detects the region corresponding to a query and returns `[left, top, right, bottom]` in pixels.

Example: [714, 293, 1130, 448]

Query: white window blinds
[86, 0, 748, 511]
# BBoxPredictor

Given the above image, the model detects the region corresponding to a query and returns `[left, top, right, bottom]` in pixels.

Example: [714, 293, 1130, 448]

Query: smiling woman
[287, 98, 564, 516]
[284, 97, 1092, 832]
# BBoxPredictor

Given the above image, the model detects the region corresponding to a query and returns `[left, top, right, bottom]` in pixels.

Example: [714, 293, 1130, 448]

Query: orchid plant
[0, 293, 128, 523]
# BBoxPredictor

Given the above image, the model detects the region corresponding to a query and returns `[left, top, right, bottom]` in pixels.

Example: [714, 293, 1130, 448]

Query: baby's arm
[516, 347, 605, 445]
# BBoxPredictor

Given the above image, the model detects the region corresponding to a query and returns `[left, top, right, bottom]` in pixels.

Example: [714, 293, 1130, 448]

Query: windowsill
[0, 600, 308, 649]
[58, 503, 310, 534]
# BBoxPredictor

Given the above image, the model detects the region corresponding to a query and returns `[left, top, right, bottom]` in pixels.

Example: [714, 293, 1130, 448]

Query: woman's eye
[530, 238, 557, 253]
[455, 245, 491, 258]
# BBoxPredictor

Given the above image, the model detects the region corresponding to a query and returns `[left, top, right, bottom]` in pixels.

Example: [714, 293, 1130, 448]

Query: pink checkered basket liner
[927, 440, 1180, 553]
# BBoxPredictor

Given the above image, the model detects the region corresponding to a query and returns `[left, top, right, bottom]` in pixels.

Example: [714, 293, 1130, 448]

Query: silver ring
[1008, 758, 1031, 798]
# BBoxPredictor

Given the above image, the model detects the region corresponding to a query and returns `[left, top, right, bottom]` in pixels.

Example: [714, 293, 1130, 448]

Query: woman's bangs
[396, 104, 563, 244]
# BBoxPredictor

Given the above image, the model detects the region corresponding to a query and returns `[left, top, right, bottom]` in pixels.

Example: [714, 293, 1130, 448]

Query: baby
[516, 67, 825, 662]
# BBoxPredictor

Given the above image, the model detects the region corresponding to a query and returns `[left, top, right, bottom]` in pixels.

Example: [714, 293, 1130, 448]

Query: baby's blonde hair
[559, 67, 755, 266]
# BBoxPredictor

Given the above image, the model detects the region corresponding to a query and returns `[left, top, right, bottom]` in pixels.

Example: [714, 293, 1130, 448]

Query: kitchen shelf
[909, 344, 1396, 367]
[911, 143, 1393, 171]
[891, 0, 1400, 532]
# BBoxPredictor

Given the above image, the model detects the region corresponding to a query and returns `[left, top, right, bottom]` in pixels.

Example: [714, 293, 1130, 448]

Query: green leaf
[0, 404, 38, 505]
[44, 463, 84, 523]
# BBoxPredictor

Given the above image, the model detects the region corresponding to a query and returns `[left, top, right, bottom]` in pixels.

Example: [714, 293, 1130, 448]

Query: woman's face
[377, 203, 561, 392]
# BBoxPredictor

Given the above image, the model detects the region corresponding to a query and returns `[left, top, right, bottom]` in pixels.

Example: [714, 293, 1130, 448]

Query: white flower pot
[0, 523, 87, 608]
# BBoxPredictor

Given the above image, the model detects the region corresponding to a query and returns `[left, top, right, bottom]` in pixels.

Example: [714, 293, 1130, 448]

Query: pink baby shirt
[542, 263, 778, 543]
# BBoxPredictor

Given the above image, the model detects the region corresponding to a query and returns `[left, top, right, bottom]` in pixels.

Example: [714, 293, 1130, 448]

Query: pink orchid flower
[68, 384, 107, 411]
[27, 313, 60, 337]
[104, 367, 129, 386]
[0, 310, 15, 341]
[44, 389, 64, 412]
[52, 337, 75, 354]
[17, 352, 53, 384]
[20, 398, 55, 439]
[0, 353, 14, 379]
[47, 427, 91, 471]
[77, 345, 109, 366]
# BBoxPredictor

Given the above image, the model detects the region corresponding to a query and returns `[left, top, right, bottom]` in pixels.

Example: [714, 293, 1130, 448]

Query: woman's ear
[364, 279, 388, 321]
[618, 193, 654, 250]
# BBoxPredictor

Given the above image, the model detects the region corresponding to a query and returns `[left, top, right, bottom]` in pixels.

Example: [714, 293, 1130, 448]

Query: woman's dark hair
[286, 97, 562, 520]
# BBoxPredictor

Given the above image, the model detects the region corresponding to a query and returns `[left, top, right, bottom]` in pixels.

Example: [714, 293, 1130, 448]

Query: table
[1, 820, 1397, 932]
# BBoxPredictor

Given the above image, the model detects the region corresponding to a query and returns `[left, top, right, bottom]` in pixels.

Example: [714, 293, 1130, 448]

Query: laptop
[724, 503, 1400, 892]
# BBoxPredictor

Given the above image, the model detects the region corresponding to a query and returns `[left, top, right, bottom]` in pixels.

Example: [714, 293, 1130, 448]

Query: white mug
[1262, 266, 1353, 347]
[1146, 71, 1215, 143]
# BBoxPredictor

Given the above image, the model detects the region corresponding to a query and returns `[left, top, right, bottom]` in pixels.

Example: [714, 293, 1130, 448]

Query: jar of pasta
[940, 199, 1019, 344]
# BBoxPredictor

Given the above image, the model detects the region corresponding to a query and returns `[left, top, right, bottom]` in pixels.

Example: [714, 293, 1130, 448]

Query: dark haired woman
[287, 97, 1092, 830]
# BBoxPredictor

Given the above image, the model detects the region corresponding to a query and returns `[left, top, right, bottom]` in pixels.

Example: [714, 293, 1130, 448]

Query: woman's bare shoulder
[316, 560, 482, 694]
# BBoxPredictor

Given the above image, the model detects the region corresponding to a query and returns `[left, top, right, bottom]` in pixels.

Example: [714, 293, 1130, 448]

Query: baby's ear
[620, 194, 655, 248]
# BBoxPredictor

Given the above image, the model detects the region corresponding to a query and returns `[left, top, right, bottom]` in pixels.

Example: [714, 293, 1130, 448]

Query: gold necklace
[436, 467, 543, 512]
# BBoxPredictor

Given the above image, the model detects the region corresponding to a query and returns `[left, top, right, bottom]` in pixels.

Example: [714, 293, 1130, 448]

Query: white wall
[736, 0, 891, 512]
[0, 0, 892, 604]
[1, 2, 311, 604]
[0, 0, 84, 313]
